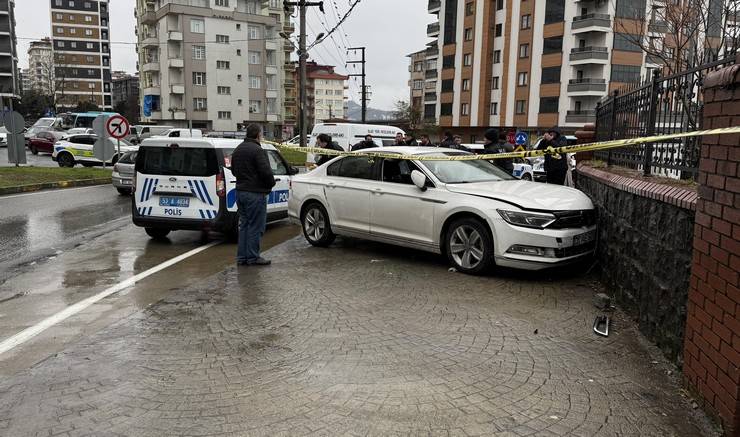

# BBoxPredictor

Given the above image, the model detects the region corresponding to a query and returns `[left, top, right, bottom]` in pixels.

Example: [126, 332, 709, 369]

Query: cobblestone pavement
[0, 237, 716, 436]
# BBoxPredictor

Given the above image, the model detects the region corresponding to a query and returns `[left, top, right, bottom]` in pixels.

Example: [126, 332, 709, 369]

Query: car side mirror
[289, 166, 299, 175]
[411, 170, 427, 191]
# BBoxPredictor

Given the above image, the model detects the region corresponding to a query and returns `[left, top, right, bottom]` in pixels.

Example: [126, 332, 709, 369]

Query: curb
[0, 177, 112, 196]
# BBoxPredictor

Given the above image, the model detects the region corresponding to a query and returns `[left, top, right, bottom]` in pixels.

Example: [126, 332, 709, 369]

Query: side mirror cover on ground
[411, 170, 427, 191]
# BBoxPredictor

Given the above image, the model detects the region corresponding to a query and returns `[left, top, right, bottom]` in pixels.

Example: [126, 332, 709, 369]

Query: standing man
[404, 133, 418, 146]
[419, 134, 433, 147]
[394, 132, 405, 146]
[483, 128, 514, 174]
[538, 127, 569, 185]
[440, 131, 455, 148]
[315, 133, 344, 166]
[231, 124, 276, 266]
[352, 134, 376, 151]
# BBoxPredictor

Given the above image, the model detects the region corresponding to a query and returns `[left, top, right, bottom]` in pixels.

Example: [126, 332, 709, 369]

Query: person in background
[352, 134, 376, 151]
[482, 128, 514, 174]
[394, 132, 405, 146]
[315, 133, 344, 166]
[538, 127, 569, 185]
[231, 124, 276, 266]
[439, 131, 455, 148]
[404, 133, 418, 146]
[419, 134, 432, 147]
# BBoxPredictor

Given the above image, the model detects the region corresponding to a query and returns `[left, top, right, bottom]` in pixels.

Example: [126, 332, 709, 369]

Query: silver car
[112, 151, 137, 195]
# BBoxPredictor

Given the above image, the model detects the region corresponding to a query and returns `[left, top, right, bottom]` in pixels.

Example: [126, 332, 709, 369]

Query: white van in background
[306, 123, 405, 166]
[151, 128, 203, 139]
[131, 125, 173, 143]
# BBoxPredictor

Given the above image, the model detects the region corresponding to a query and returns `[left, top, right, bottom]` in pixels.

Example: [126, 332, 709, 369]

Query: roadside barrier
[265, 126, 740, 162]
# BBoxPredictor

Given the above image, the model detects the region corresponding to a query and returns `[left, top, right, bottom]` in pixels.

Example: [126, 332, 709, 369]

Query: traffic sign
[515, 132, 528, 146]
[506, 131, 516, 144]
[106, 115, 129, 139]
[92, 114, 110, 138]
[93, 138, 115, 163]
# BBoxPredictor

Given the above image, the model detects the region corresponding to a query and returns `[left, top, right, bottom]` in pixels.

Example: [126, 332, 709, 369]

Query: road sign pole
[117, 138, 121, 161]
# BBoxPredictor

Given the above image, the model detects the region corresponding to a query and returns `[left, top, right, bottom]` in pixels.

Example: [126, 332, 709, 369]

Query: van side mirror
[411, 170, 427, 191]
[289, 166, 299, 175]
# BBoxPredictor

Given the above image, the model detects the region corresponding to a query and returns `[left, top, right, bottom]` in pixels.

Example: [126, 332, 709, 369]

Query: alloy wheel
[449, 225, 485, 269]
[304, 208, 326, 242]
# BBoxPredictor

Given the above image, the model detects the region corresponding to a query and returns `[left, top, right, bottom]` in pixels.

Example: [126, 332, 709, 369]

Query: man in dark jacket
[439, 131, 455, 148]
[231, 124, 276, 266]
[352, 134, 375, 151]
[538, 127, 569, 185]
[394, 132, 405, 146]
[419, 134, 433, 147]
[315, 133, 344, 166]
[482, 128, 514, 174]
[404, 133, 418, 146]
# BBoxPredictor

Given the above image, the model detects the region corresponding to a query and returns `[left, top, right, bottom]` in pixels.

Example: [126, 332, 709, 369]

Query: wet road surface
[0, 146, 59, 167]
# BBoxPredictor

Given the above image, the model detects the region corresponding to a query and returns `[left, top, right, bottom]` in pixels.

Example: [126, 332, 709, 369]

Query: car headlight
[497, 209, 556, 229]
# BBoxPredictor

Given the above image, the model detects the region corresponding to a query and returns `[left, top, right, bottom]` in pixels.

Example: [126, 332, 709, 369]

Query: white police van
[133, 137, 298, 239]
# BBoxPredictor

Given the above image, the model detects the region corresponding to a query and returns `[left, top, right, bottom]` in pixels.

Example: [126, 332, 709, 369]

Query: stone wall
[577, 165, 698, 362]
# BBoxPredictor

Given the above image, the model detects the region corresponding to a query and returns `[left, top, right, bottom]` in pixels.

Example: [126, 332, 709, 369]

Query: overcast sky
[15, 0, 431, 110]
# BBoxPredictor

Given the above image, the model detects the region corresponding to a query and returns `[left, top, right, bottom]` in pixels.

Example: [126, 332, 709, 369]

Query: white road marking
[0, 240, 220, 356]
[0, 185, 107, 200]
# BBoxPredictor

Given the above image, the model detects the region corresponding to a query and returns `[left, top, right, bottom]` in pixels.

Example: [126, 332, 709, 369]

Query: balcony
[142, 86, 161, 96]
[283, 41, 294, 52]
[169, 109, 186, 120]
[285, 97, 296, 105]
[168, 31, 183, 41]
[141, 35, 158, 47]
[428, 0, 441, 13]
[425, 69, 438, 79]
[284, 23, 295, 34]
[424, 92, 437, 102]
[425, 46, 438, 58]
[140, 10, 156, 24]
[569, 46, 609, 64]
[648, 20, 669, 33]
[170, 84, 185, 94]
[142, 61, 159, 72]
[566, 110, 596, 123]
[567, 78, 607, 94]
[168, 58, 184, 68]
[427, 22, 440, 38]
[285, 79, 296, 88]
[572, 14, 611, 32]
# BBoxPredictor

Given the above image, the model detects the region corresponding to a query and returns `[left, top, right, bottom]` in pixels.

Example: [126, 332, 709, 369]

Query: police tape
[265, 126, 740, 162]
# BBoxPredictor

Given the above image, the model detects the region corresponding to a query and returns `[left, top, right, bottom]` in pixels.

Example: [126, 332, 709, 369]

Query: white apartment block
[27, 38, 54, 95]
[136, 0, 293, 137]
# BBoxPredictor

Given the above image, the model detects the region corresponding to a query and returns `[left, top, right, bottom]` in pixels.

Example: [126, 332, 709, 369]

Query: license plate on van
[573, 230, 596, 246]
[159, 196, 190, 208]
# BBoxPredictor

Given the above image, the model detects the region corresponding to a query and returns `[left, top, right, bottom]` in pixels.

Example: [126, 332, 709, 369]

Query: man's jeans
[236, 190, 268, 263]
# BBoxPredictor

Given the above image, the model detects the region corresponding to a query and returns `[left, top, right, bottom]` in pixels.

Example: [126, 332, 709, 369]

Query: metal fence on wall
[594, 57, 735, 180]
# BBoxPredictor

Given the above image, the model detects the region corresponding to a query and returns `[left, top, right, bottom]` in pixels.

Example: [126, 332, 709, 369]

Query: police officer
[483, 128, 514, 174]
[538, 127, 569, 185]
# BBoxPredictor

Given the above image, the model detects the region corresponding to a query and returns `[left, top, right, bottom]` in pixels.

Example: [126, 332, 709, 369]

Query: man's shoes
[247, 257, 271, 266]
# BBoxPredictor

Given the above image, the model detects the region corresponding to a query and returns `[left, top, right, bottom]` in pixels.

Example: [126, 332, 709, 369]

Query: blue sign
[515, 132, 528, 145]
[143, 95, 153, 117]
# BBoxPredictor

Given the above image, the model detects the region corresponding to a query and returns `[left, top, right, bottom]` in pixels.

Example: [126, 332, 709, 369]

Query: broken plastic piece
[593, 315, 609, 337]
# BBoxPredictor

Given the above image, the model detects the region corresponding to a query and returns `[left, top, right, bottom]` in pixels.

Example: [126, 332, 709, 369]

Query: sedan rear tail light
[216, 172, 225, 197]
[113, 164, 120, 173]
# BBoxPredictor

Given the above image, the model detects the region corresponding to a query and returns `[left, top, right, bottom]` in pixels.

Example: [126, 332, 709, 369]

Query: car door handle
[373, 188, 383, 195]
[275, 178, 282, 182]
[327, 182, 336, 189]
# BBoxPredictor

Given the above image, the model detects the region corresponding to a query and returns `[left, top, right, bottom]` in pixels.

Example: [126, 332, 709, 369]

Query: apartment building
[50, 0, 112, 110]
[423, 0, 725, 140]
[408, 45, 440, 123]
[111, 71, 139, 106]
[27, 38, 54, 95]
[136, 0, 293, 137]
[20, 68, 30, 93]
[299, 61, 348, 127]
[0, 0, 19, 107]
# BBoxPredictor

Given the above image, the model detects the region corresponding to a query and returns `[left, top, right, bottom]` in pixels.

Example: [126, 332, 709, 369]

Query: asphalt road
[0, 145, 58, 167]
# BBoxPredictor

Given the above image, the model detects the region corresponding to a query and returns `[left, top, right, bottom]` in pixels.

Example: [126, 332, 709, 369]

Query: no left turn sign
[106, 115, 130, 139]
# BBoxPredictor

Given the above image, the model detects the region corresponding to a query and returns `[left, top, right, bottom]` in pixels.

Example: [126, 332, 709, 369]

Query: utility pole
[285, 1, 324, 147]
[347, 47, 366, 123]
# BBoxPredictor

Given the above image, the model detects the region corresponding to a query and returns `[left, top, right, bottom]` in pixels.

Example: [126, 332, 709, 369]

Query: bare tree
[394, 100, 422, 132]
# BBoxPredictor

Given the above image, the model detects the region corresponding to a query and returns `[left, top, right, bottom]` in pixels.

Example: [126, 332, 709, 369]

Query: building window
[266, 50, 276, 66]
[248, 26, 260, 40]
[236, 49, 242, 56]
[611, 64, 642, 82]
[216, 60, 230, 69]
[237, 74, 243, 81]
[250, 75, 262, 88]
[544, 0, 565, 24]
[440, 103, 453, 116]
[85, 16, 92, 22]
[216, 35, 230, 44]
[238, 99, 243, 106]
[493, 50, 501, 63]
[521, 14, 531, 29]
[192, 45, 206, 60]
[461, 103, 470, 115]
[462, 79, 470, 91]
[215, 0, 229, 6]
[266, 75, 277, 90]
[492, 76, 499, 89]
[86, 43, 93, 49]
[55, 13, 62, 19]
[71, 42, 77, 48]
[616, 0, 646, 19]
[249, 51, 261, 64]
[496, 0, 503, 10]
[465, 2, 475, 16]
[56, 27, 64, 34]
[518, 72, 528, 86]
[70, 28, 77, 35]
[267, 98, 277, 114]
[218, 111, 232, 119]
[190, 19, 204, 34]
[413, 79, 424, 89]
[463, 54, 472, 66]
[515, 100, 526, 114]
[464, 28, 473, 41]
[519, 44, 529, 58]
[217, 86, 231, 95]
[249, 100, 262, 113]
[86, 56, 94, 62]
[614, 33, 642, 52]
[441, 79, 454, 92]
[193, 72, 207, 86]
[426, 59, 437, 70]
[490, 102, 498, 115]
[193, 98, 207, 111]
[541, 66, 561, 84]
[85, 29, 93, 36]
[543, 36, 563, 54]
[495, 23, 502, 37]
[539, 97, 559, 113]
[414, 61, 424, 72]
[442, 55, 455, 69]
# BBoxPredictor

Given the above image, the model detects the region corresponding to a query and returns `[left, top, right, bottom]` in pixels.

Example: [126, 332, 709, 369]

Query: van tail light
[113, 163, 120, 173]
[216, 172, 226, 197]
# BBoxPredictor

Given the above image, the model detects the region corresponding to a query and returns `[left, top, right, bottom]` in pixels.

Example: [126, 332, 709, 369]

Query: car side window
[266, 150, 288, 175]
[333, 156, 375, 179]
[69, 135, 86, 145]
[326, 160, 342, 176]
[382, 159, 423, 185]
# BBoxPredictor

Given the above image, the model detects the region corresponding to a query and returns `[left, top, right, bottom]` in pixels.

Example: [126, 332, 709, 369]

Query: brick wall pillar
[683, 61, 740, 436]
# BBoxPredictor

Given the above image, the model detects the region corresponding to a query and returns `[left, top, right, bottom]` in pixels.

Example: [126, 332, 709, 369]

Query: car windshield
[118, 151, 137, 164]
[418, 152, 515, 184]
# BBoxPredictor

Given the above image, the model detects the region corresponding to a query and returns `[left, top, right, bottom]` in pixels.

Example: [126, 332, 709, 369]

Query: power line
[17, 35, 284, 46]
[308, 0, 364, 50]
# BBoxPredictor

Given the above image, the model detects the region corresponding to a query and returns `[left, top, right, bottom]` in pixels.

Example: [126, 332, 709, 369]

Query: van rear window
[136, 147, 218, 176]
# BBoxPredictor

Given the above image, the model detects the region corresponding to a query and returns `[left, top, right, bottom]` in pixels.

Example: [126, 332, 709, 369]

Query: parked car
[52, 134, 137, 167]
[65, 127, 95, 136]
[112, 151, 137, 195]
[289, 146, 597, 274]
[24, 126, 55, 143]
[27, 130, 64, 154]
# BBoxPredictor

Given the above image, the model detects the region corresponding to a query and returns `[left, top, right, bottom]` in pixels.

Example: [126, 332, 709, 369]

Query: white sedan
[288, 147, 597, 274]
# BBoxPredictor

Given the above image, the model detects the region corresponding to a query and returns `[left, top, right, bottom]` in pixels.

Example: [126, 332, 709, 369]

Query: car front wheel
[301, 203, 335, 247]
[521, 173, 532, 181]
[30, 145, 38, 155]
[445, 218, 495, 275]
[56, 152, 75, 167]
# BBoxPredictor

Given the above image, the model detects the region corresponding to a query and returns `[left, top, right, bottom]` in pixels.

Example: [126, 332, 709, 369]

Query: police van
[133, 137, 298, 239]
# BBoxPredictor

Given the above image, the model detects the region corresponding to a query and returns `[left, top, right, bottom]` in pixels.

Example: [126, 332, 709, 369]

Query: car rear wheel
[521, 173, 532, 181]
[145, 228, 170, 240]
[301, 203, 335, 247]
[116, 187, 131, 195]
[57, 152, 75, 167]
[30, 145, 38, 155]
[445, 218, 494, 275]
